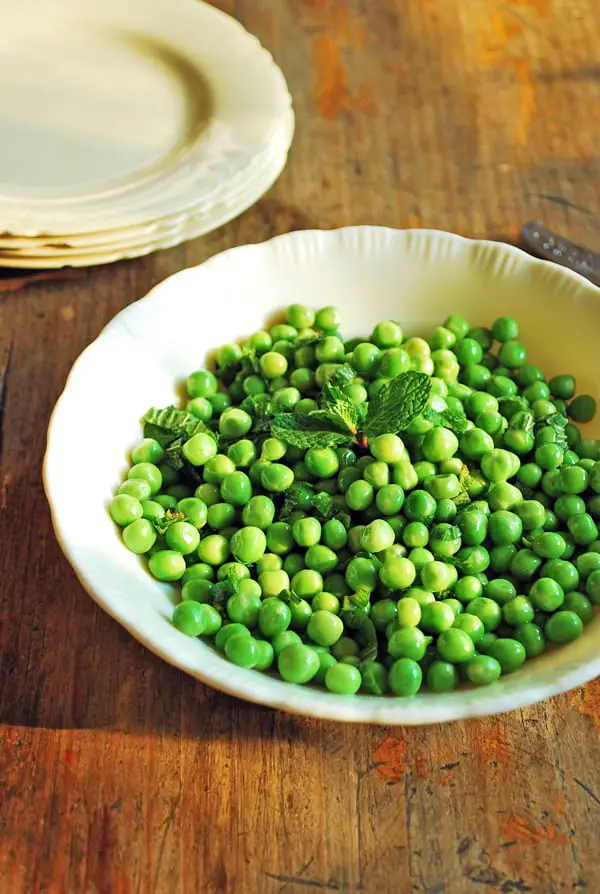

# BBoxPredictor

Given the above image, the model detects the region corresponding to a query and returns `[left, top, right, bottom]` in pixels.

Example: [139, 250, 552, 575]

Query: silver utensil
[520, 221, 600, 287]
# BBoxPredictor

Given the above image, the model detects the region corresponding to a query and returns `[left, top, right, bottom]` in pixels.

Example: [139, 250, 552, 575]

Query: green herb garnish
[271, 369, 432, 450]
[422, 404, 469, 434]
[143, 405, 215, 445]
[152, 509, 185, 536]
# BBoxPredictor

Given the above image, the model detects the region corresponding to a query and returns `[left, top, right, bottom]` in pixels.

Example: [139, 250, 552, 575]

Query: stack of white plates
[0, 0, 294, 268]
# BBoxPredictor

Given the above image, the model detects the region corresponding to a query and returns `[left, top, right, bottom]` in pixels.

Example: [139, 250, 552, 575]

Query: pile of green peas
[109, 305, 600, 697]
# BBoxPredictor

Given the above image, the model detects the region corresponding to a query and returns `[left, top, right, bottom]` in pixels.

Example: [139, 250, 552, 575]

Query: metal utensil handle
[520, 221, 600, 288]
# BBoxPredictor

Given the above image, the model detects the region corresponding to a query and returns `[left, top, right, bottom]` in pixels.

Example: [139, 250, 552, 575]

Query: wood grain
[2, 1, 600, 891]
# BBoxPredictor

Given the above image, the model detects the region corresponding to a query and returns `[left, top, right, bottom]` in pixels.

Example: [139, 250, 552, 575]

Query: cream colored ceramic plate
[43, 228, 600, 724]
[0, 111, 295, 268]
[0, 104, 294, 253]
[0, 0, 291, 237]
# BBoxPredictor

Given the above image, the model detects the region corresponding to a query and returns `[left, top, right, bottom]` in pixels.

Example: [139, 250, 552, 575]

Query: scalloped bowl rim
[43, 227, 600, 725]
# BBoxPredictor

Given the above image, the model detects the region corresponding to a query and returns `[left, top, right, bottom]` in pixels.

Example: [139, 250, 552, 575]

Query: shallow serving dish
[43, 227, 600, 724]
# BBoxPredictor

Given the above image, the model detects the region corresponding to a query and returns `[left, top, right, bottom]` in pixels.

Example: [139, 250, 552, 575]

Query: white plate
[0, 107, 293, 252]
[43, 228, 600, 725]
[0, 0, 291, 236]
[0, 111, 294, 269]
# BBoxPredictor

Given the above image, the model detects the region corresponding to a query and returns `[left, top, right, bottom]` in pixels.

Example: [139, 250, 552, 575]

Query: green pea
[325, 663, 362, 695]
[183, 433, 218, 466]
[173, 600, 209, 637]
[563, 591, 594, 624]
[225, 634, 259, 668]
[437, 628, 475, 664]
[110, 494, 143, 527]
[420, 602, 454, 633]
[427, 661, 459, 692]
[332, 636, 360, 660]
[307, 610, 344, 646]
[454, 575, 483, 604]
[569, 394, 596, 423]
[182, 578, 214, 603]
[148, 550, 186, 581]
[258, 569, 290, 598]
[292, 569, 323, 598]
[122, 518, 157, 554]
[388, 627, 427, 660]
[529, 578, 564, 611]
[465, 597, 502, 631]
[266, 522, 295, 554]
[275, 643, 318, 683]
[545, 610, 584, 644]
[182, 563, 214, 585]
[261, 463, 295, 493]
[487, 638, 526, 673]
[165, 522, 200, 555]
[388, 658, 422, 696]
[271, 630, 302, 656]
[452, 612, 485, 643]
[466, 655, 502, 686]
[198, 534, 230, 566]
[568, 513, 599, 546]
[305, 545, 338, 574]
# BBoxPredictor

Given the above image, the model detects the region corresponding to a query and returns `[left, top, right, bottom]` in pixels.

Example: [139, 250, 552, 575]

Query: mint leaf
[278, 588, 303, 606]
[453, 463, 473, 506]
[516, 481, 535, 500]
[311, 365, 365, 435]
[143, 405, 216, 445]
[218, 345, 262, 384]
[329, 363, 357, 388]
[279, 483, 316, 520]
[364, 372, 432, 438]
[241, 394, 274, 441]
[212, 576, 240, 611]
[241, 393, 273, 419]
[507, 409, 535, 432]
[294, 333, 325, 347]
[333, 511, 352, 530]
[152, 508, 185, 536]
[498, 396, 528, 418]
[342, 589, 371, 617]
[143, 406, 218, 473]
[270, 413, 355, 448]
[279, 483, 342, 522]
[536, 411, 568, 451]
[311, 491, 333, 519]
[239, 347, 261, 375]
[310, 404, 362, 435]
[164, 436, 186, 470]
[422, 404, 469, 434]
[341, 590, 377, 660]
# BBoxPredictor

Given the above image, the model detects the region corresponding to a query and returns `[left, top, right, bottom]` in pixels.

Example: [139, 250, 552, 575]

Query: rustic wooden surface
[2, 1, 600, 891]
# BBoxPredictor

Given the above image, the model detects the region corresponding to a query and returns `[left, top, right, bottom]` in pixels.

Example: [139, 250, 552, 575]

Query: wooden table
[2, 1, 600, 891]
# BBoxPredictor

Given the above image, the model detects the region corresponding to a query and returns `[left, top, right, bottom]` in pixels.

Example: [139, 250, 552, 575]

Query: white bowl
[43, 227, 600, 725]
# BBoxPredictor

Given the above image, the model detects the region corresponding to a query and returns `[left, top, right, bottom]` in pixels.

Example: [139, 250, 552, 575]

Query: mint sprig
[143, 405, 216, 446]
[279, 481, 350, 523]
[270, 413, 356, 449]
[363, 372, 431, 438]
[422, 404, 469, 434]
[270, 369, 432, 450]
